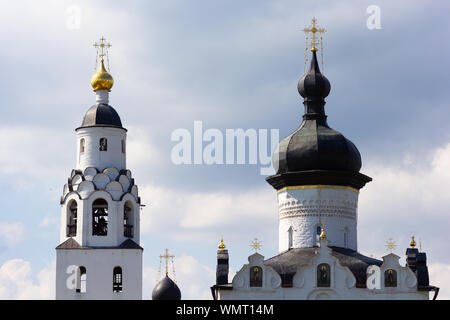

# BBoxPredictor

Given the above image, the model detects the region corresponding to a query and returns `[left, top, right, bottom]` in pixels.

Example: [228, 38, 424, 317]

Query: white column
[95, 90, 109, 104]
[277, 185, 359, 252]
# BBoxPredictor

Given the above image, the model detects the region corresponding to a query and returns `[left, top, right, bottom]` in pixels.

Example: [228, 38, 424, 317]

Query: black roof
[77, 103, 125, 130]
[268, 51, 370, 189]
[152, 275, 182, 300]
[264, 246, 382, 288]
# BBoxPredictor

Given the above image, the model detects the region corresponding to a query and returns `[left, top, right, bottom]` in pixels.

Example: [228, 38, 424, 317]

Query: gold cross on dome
[93, 36, 111, 59]
[159, 248, 175, 276]
[250, 238, 262, 252]
[385, 238, 397, 253]
[303, 17, 326, 52]
[93, 36, 112, 73]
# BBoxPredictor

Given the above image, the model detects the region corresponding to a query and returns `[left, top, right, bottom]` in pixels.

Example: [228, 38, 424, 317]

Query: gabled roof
[264, 246, 382, 288]
[118, 239, 143, 250]
[55, 238, 143, 250]
[55, 237, 81, 249]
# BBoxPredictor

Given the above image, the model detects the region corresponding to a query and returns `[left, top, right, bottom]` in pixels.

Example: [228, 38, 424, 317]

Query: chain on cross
[385, 238, 397, 253]
[303, 17, 326, 72]
[250, 238, 262, 252]
[159, 248, 176, 281]
[93, 36, 112, 71]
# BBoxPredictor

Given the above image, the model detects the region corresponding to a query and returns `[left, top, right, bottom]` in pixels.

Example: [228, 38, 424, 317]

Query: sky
[0, 0, 449, 299]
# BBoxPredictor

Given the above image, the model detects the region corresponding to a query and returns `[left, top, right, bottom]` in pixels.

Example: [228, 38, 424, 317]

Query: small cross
[93, 36, 111, 60]
[159, 248, 175, 276]
[385, 238, 397, 253]
[250, 238, 262, 252]
[303, 17, 326, 52]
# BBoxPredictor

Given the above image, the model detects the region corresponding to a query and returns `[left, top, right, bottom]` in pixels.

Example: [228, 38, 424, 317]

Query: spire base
[95, 90, 109, 104]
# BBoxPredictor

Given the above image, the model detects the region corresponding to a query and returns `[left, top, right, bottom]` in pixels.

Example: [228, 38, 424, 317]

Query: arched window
[317, 263, 331, 287]
[99, 138, 107, 151]
[76, 266, 87, 293]
[113, 267, 123, 292]
[80, 139, 85, 153]
[123, 201, 134, 238]
[288, 226, 293, 249]
[121, 139, 125, 153]
[67, 200, 77, 237]
[250, 266, 263, 287]
[92, 199, 108, 236]
[384, 269, 397, 287]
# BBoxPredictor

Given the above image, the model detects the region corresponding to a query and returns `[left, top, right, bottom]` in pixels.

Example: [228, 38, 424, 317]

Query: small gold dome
[91, 59, 114, 91]
[410, 236, 416, 248]
[319, 227, 327, 240]
[218, 237, 226, 250]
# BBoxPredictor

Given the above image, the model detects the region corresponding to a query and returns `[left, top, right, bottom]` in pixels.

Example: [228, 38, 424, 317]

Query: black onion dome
[152, 275, 181, 300]
[275, 122, 362, 173]
[298, 51, 331, 99]
[77, 103, 124, 130]
[268, 50, 371, 190]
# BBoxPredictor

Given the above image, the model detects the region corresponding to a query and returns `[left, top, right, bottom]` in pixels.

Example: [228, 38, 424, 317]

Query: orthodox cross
[93, 36, 112, 70]
[250, 238, 262, 252]
[385, 238, 397, 253]
[159, 248, 175, 276]
[303, 17, 326, 71]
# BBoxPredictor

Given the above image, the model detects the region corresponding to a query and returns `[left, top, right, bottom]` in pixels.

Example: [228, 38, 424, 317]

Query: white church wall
[56, 248, 142, 300]
[278, 186, 358, 252]
[219, 240, 429, 300]
[60, 176, 140, 247]
[76, 127, 126, 172]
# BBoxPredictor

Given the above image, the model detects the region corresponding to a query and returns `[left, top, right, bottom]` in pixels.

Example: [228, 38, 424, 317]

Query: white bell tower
[56, 37, 143, 300]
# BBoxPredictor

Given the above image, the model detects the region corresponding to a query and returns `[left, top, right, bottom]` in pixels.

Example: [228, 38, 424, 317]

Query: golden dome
[91, 59, 114, 91]
[218, 237, 226, 250]
[319, 227, 327, 240]
[410, 236, 416, 248]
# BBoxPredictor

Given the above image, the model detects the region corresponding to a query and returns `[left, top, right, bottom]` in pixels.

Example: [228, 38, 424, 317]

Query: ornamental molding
[279, 211, 356, 221]
[61, 166, 139, 204]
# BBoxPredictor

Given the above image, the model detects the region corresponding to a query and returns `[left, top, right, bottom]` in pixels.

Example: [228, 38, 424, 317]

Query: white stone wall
[278, 186, 359, 252]
[218, 243, 429, 300]
[60, 168, 140, 247]
[76, 127, 126, 172]
[60, 192, 140, 247]
[56, 248, 142, 300]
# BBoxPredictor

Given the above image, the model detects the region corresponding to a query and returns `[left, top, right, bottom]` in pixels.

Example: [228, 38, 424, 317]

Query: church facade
[55, 39, 143, 299]
[211, 38, 438, 300]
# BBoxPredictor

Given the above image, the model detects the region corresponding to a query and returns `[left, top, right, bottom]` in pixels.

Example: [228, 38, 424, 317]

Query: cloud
[143, 254, 215, 300]
[358, 142, 450, 263]
[126, 125, 163, 168]
[0, 126, 72, 184]
[429, 263, 450, 300]
[0, 222, 25, 246]
[0, 259, 55, 300]
[139, 184, 277, 242]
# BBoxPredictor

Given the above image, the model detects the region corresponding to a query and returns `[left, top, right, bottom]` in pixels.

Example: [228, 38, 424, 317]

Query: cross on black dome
[267, 50, 372, 190]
